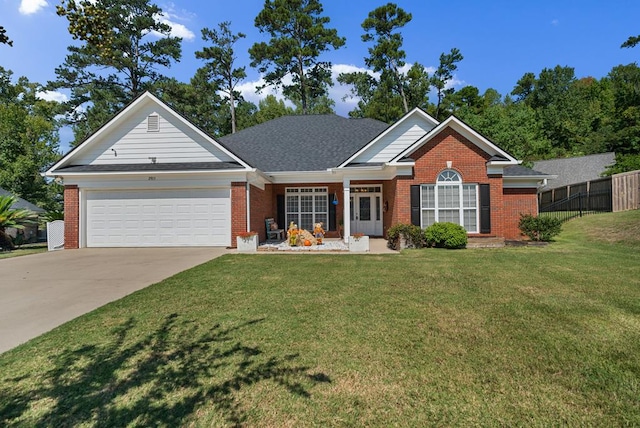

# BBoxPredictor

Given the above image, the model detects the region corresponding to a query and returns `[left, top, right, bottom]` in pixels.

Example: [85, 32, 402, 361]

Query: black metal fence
[539, 180, 612, 223]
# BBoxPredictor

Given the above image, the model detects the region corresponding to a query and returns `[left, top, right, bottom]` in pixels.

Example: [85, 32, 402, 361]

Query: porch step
[467, 237, 505, 248]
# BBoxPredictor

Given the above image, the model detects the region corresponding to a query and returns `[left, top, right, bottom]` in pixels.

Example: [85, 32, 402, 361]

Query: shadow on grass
[0, 315, 330, 427]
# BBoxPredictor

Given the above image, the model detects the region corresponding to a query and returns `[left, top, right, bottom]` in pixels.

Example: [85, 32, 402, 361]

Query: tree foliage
[249, 0, 344, 115]
[195, 22, 246, 134]
[621, 35, 640, 49]
[53, 0, 182, 144]
[254, 95, 294, 124]
[0, 68, 62, 210]
[0, 26, 12, 46]
[338, 3, 432, 123]
[360, 3, 412, 113]
[431, 48, 464, 120]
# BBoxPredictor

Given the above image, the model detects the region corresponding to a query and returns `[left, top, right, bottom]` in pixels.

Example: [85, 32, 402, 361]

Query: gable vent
[147, 114, 160, 132]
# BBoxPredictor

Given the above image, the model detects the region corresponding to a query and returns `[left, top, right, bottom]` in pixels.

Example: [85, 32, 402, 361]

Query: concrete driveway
[0, 247, 229, 354]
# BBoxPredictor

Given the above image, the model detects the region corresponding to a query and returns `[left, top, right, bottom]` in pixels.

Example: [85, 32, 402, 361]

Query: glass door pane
[359, 196, 371, 221]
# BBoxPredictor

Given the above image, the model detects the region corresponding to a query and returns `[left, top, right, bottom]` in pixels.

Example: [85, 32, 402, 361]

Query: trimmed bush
[518, 214, 562, 242]
[424, 222, 468, 249]
[387, 223, 425, 250]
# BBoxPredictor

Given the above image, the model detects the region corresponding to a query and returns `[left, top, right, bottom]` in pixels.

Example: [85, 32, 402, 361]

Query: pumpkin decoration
[304, 239, 312, 246]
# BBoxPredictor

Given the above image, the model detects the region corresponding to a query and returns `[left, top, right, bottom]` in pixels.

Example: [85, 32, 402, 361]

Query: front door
[350, 189, 383, 236]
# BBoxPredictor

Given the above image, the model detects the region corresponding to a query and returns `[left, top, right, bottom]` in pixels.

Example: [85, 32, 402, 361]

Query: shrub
[386, 223, 425, 250]
[518, 214, 562, 242]
[424, 222, 468, 249]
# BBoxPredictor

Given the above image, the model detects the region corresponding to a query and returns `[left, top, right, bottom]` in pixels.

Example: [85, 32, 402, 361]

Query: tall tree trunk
[298, 56, 307, 114]
[230, 90, 237, 134]
[393, 65, 408, 113]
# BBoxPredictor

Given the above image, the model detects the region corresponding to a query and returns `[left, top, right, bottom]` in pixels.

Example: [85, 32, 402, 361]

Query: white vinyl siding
[74, 104, 236, 165]
[420, 171, 478, 232]
[285, 187, 328, 231]
[351, 114, 436, 163]
[86, 189, 230, 247]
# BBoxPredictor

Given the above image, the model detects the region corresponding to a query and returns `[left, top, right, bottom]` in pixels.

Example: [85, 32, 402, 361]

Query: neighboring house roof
[0, 188, 45, 213]
[503, 165, 548, 177]
[219, 114, 390, 172]
[533, 152, 615, 189]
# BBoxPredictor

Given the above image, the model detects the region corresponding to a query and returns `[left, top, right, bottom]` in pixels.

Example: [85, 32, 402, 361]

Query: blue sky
[1, 0, 639, 150]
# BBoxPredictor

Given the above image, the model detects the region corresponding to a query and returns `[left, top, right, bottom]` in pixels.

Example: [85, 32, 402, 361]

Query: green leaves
[0, 196, 38, 231]
[196, 22, 247, 133]
[0, 68, 61, 210]
[53, 0, 182, 144]
[0, 26, 12, 46]
[249, 0, 344, 114]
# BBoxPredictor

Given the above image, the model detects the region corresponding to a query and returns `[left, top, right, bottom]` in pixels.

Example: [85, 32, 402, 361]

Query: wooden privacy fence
[612, 170, 640, 211]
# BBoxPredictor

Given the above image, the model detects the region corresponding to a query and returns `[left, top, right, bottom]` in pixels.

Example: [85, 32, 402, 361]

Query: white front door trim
[349, 185, 383, 237]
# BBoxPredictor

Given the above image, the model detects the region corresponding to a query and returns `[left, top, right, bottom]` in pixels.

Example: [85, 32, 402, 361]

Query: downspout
[246, 183, 251, 232]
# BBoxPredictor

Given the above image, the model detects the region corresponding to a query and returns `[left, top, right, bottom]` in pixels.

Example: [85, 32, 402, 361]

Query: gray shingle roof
[533, 152, 615, 189]
[219, 115, 390, 172]
[503, 165, 549, 177]
[0, 188, 45, 213]
[56, 162, 244, 173]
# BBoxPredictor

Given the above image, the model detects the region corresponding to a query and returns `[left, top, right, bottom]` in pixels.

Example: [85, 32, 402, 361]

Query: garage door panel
[86, 189, 230, 247]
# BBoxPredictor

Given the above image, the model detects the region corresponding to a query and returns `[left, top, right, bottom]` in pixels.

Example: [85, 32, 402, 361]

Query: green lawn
[1, 211, 639, 426]
[0, 244, 47, 259]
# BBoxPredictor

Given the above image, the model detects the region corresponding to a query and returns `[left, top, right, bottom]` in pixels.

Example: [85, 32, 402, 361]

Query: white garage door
[86, 189, 230, 247]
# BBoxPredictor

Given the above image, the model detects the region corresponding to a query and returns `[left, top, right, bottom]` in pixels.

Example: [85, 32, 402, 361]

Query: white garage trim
[84, 188, 230, 247]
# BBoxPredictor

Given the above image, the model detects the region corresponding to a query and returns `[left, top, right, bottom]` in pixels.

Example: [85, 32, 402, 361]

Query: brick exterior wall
[249, 184, 273, 242]
[63, 185, 79, 249]
[230, 182, 247, 248]
[390, 127, 507, 238]
[503, 188, 538, 239]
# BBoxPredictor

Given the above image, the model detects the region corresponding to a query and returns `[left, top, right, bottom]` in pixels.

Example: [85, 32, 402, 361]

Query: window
[285, 187, 328, 230]
[421, 170, 478, 232]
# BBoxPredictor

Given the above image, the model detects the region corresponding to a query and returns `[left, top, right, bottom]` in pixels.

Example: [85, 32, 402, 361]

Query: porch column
[343, 179, 351, 243]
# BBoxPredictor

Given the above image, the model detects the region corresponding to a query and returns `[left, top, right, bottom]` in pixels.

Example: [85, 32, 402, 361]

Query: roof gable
[47, 92, 250, 175]
[339, 108, 438, 167]
[391, 115, 519, 165]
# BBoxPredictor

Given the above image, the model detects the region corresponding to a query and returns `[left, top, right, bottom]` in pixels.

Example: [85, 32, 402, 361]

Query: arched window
[420, 170, 478, 232]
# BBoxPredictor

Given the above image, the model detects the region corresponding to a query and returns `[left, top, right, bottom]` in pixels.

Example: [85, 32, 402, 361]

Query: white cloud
[551, 19, 559, 26]
[445, 75, 465, 90]
[36, 90, 68, 103]
[235, 75, 291, 106]
[19, 0, 48, 15]
[152, 11, 195, 41]
[329, 64, 376, 110]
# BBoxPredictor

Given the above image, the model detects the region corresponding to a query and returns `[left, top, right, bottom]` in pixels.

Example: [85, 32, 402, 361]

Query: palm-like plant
[0, 195, 38, 250]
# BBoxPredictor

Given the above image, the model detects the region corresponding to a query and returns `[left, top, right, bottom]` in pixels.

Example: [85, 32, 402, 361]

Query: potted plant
[236, 231, 258, 252]
[348, 232, 369, 252]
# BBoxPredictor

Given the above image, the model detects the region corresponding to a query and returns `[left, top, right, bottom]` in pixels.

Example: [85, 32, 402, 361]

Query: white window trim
[420, 170, 479, 233]
[285, 187, 329, 230]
